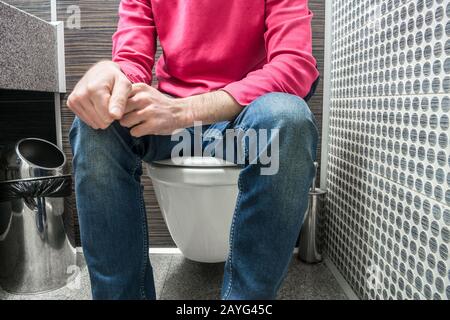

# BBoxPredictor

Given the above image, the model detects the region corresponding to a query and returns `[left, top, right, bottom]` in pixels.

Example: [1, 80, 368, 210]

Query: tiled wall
[324, 0, 450, 299]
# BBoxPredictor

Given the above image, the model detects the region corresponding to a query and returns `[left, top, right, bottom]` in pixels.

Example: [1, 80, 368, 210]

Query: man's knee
[244, 92, 318, 138]
[69, 117, 135, 175]
[70, 117, 111, 155]
[232, 93, 318, 174]
[70, 117, 131, 151]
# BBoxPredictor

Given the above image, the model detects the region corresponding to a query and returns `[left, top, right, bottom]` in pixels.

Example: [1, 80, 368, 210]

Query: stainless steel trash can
[298, 163, 327, 264]
[0, 138, 76, 293]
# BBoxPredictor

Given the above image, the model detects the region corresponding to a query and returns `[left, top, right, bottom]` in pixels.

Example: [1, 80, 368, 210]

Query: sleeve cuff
[115, 61, 152, 84]
[221, 82, 254, 106]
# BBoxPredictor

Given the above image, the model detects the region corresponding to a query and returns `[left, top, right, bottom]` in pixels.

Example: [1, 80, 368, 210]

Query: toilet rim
[151, 156, 238, 168]
[146, 157, 241, 186]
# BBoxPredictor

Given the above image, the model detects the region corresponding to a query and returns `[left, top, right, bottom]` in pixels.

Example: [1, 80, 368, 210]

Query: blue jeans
[69, 92, 318, 300]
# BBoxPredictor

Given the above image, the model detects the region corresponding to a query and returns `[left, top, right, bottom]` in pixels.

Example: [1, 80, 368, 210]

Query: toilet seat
[148, 157, 240, 186]
[152, 156, 237, 168]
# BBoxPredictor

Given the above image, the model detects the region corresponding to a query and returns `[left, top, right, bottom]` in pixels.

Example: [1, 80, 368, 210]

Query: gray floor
[0, 253, 347, 300]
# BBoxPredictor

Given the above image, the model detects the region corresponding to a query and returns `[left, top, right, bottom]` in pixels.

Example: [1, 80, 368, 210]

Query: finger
[123, 93, 147, 114]
[79, 96, 105, 129]
[109, 77, 132, 119]
[70, 100, 99, 129]
[92, 103, 112, 129]
[130, 122, 149, 137]
[67, 93, 98, 129]
[130, 82, 149, 96]
[90, 91, 113, 126]
[119, 110, 145, 128]
[67, 92, 85, 119]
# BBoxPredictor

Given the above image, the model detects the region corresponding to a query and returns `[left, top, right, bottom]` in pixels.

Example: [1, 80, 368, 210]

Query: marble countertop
[0, 1, 60, 92]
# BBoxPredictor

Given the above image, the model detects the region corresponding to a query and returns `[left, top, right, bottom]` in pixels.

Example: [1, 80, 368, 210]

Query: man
[68, 0, 319, 300]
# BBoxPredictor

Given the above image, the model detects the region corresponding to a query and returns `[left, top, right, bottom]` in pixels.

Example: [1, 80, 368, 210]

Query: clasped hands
[67, 61, 192, 136]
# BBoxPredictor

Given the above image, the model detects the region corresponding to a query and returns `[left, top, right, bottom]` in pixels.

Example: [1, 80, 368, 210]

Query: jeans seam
[223, 124, 248, 299]
[223, 175, 243, 300]
[111, 122, 149, 299]
[135, 160, 148, 300]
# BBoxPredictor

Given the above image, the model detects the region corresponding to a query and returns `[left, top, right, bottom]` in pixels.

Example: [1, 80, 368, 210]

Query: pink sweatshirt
[112, 0, 319, 106]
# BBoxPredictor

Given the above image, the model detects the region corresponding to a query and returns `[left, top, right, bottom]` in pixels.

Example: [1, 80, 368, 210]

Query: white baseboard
[147, 247, 300, 255]
[149, 248, 182, 254]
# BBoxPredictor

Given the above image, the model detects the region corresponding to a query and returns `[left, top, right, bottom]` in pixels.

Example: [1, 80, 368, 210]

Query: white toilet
[147, 157, 241, 263]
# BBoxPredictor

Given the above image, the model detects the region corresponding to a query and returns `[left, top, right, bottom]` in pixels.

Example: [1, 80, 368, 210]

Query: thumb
[109, 76, 132, 119]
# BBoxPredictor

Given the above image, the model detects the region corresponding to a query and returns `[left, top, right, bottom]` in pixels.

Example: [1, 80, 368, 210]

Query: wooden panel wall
[1, 0, 51, 21]
[309, 1, 325, 180]
[56, 0, 325, 247]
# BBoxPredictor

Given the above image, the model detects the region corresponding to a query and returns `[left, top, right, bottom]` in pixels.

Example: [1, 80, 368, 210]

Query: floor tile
[277, 258, 348, 300]
[160, 255, 224, 300]
[150, 254, 173, 299]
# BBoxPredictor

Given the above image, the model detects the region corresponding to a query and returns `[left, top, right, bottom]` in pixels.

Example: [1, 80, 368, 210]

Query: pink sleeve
[112, 0, 156, 84]
[222, 0, 319, 106]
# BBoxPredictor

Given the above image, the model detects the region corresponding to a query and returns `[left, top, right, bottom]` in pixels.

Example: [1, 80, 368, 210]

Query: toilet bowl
[147, 157, 241, 263]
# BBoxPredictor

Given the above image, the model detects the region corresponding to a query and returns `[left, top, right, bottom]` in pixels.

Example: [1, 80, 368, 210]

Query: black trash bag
[0, 175, 72, 203]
